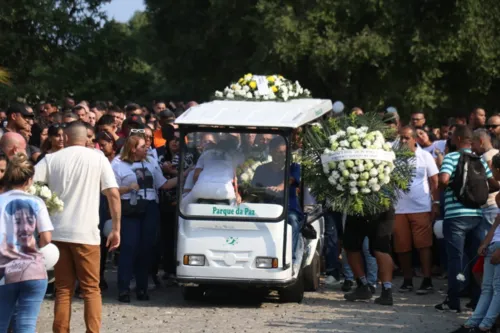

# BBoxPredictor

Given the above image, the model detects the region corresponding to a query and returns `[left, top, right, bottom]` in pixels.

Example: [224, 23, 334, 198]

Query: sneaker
[118, 291, 130, 303]
[325, 275, 342, 286]
[374, 286, 393, 306]
[450, 326, 478, 333]
[344, 284, 372, 302]
[136, 291, 150, 301]
[398, 280, 413, 293]
[369, 284, 376, 295]
[416, 280, 434, 295]
[435, 298, 461, 313]
[341, 280, 354, 292]
[152, 275, 161, 288]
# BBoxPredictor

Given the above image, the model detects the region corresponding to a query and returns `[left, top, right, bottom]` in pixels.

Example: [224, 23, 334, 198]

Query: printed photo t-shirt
[0, 190, 54, 285]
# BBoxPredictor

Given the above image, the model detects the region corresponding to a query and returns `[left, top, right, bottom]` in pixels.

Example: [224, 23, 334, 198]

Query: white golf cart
[174, 99, 332, 303]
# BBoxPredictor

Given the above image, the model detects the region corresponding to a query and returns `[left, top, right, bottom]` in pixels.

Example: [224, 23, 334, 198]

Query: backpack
[450, 152, 489, 208]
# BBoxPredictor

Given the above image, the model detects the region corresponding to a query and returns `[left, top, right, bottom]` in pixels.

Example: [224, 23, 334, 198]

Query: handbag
[121, 162, 150, 216]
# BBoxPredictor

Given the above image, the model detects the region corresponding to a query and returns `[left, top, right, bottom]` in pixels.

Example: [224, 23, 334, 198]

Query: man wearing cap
[154, 110, 176, 148]
[0, 103, 38, 161]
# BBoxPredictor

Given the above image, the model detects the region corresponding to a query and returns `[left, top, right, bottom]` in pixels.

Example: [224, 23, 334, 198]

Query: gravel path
[36, 275, 468, 333]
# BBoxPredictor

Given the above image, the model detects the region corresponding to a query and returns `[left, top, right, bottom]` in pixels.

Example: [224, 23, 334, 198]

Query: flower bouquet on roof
[302, 113, 415, 216]
[214, 73, 311, 102]
[27, 182, 64, 215]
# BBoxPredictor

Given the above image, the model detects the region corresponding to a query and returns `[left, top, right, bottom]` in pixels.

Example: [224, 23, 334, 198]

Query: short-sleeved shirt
[111, 158, 167, 202]
[252, 162, 302, 214]
[395, 147, 439, 214]
[0, 190, 54, 285]
[34, 146, 118, 245]
[440, 148, 492, 219]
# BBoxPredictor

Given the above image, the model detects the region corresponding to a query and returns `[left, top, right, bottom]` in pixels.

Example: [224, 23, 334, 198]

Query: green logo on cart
[212, 206, 255, 216]
[226, 237, 238, 246]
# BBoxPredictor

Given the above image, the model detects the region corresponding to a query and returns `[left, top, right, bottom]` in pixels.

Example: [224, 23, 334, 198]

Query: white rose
[383, 176, 391, 184]
[336, 184, 344, 191]
[337, 130, 346, 138]
[384, 166, 391, 175]
[331, 171, 340, 179]
[27, 186, 37, 195]
[348, 181, 357, 188]
[352, 166, 359, 173]
[349, 173, 359, 180]
[346, 127, 356, 135]
[227, 93, 235, 99]
[371, 184, 381, 192]
[339, 140, 350, 148]
[329, 135, 338, 143]
[358, 132, 367, 139]
[350, 188, 359, 195]
[243, 85, 250, 92]
[328, 176, 337, 185]
[368, 178, 378, 185]
[374, 159, 382, 165]
[361, 188, 371, 194]
[358, 164, 365, 172]
[338, 161, 346, 170]
[215, 91, 224, 98]
[360, 126, 369, 132]
[362, 140, 371, 147]
[369, 169, 378, 177]
[246, 92, 253, 98]
[39, 186, 52, 200]
[263, 95, 269, 100]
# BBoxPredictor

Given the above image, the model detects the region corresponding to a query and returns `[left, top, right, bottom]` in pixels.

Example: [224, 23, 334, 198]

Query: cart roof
[175, 99, 332, 128]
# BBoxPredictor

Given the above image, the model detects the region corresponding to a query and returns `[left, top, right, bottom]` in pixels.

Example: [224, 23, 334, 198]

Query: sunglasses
[130, 129, 145, 134]
[49, 123, 67, 130]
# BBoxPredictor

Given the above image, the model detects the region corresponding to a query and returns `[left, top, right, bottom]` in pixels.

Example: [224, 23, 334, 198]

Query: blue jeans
[289, 211, 303, 261]
[0, 279, 48, 333]
[482, 205, 497, 226]
[443, 216, 485, 309]
[324, 212, 342, 279]
[118, 201, 160, 293]
[465, 242, 500, 329]
[343, 237, 378, 285]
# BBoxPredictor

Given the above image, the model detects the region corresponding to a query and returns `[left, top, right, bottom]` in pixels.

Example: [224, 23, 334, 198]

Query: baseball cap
[7, 103, 34, 118]
[159, 110, 175, 120]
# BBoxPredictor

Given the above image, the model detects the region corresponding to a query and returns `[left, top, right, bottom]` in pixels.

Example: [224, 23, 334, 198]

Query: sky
[103, 0, 145, 22]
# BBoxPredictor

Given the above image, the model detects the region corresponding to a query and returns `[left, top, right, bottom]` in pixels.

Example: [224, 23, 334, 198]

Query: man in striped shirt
[435, 125, 499, 313]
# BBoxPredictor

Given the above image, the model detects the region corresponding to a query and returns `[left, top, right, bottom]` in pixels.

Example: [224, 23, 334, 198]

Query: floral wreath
[214, 73, 311, 102]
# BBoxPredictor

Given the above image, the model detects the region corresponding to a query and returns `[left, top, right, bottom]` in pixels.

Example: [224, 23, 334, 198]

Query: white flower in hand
[456, 273, 466, 282]
[39, 186, 52, 200]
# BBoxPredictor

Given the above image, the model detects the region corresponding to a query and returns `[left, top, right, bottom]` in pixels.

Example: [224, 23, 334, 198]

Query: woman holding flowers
[0, 153, 54, 333]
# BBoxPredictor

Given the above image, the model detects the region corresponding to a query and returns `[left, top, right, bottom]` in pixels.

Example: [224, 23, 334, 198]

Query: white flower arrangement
[323, 126, 395, 194]
[28, 182, 64, 215]
[237, 156, 271, 184]
[214, 74, 311, 102]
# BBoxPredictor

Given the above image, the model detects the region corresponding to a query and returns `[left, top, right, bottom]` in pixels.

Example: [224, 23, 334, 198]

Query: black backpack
[450, 152, 489, 208]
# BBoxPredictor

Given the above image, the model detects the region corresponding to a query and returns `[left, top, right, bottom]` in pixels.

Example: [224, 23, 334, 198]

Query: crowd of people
[0, 99, 498, 333]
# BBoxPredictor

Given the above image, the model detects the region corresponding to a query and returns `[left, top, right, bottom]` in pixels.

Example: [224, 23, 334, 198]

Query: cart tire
[182, 286, 205, 301]
[279, 271, 304, 303]
[303, 250, 321, 291]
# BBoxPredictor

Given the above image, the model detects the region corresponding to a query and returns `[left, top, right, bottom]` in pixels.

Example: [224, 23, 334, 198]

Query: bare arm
[160, 177, 178, 190]
[103, 187, 121, 251]
[438, 173, 450, 191]
[429, 174, 439, 202]
[488, 177, 500, 192]
[38, 231, 52, 248]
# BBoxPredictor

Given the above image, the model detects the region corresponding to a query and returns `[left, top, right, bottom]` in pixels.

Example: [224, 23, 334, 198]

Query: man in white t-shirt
[471, 129, 499, 225]
[393, 126, 439, 295]
[35, 122, 121, 333]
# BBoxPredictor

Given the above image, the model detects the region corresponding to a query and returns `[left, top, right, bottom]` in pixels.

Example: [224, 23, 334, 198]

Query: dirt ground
[35, 273, 471, 333]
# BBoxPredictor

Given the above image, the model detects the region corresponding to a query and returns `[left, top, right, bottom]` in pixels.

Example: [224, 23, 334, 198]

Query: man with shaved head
[35, 121, 121, 332]
[0, 132, 27, 159]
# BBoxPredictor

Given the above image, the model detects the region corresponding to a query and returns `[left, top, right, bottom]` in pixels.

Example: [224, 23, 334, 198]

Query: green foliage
[303, 113, 415, 216]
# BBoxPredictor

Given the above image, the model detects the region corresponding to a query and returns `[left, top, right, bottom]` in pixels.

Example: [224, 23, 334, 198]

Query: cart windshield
[179, 131, 287, 220]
